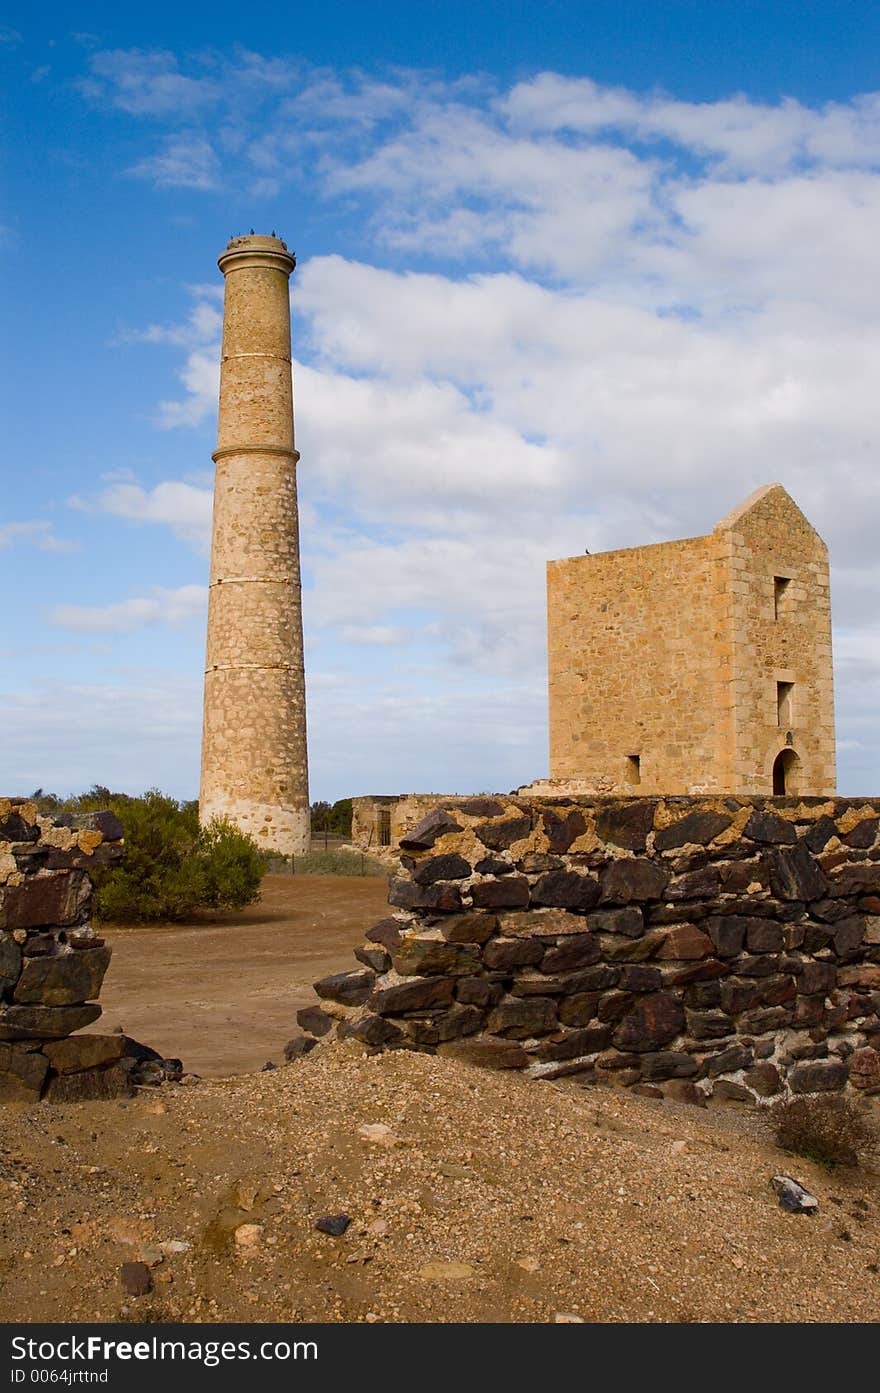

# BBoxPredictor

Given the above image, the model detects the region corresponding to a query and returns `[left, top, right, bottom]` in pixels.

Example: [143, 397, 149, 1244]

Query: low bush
[38, 787, 264, 923]
[292, 848, 385, 877]
[772, 1094, 877, 1169]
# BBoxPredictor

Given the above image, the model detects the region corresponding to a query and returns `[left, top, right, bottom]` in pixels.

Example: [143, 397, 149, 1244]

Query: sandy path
[87, 874, 390, 1076]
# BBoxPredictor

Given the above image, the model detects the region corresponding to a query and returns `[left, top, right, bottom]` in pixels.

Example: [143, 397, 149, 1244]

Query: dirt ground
[86, 874, 390, 1076]
[2, 872, 878, 1324]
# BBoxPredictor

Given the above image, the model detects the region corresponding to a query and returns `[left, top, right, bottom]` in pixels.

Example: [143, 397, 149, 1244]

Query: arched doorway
[772, 748, 800, 796]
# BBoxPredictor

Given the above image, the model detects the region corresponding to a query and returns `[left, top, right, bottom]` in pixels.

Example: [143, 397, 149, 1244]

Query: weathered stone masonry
[306, 796, 880, 1101]
[0, 799, 127, 1104]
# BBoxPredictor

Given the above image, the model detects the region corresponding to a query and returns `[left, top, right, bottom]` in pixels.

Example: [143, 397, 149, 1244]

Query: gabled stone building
[540, 484, 835, 798]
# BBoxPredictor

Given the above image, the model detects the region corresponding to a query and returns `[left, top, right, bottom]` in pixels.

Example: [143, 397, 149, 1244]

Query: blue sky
[2, 1, 880, 801]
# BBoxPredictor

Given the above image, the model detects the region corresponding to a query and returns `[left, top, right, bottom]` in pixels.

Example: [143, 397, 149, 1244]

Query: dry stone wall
[305, 796, 880, 1102]
[0, 799, 129, 1103]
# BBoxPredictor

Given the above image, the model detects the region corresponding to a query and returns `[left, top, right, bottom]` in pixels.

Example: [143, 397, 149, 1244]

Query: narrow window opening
[625, 754, 641, 786]
[378, 808, 392, 847]
[777, 681, 794, 728]
[774, 575, 792, 619]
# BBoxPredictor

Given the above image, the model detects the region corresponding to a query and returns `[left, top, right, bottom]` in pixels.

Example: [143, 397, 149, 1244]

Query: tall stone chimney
[199, 233, 310, 855]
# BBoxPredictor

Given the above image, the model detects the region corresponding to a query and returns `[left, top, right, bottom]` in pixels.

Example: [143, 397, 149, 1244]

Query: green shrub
[772, 1094, 877, 1169]
[49, 788, 264, 923]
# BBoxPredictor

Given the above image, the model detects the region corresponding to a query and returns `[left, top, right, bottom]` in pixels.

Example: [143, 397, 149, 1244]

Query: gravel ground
[0, 1041, 877, 1324]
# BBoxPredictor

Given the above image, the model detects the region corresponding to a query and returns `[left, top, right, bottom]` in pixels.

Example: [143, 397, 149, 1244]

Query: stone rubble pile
[1, 797, 131, 1102]
[301, 796, 880, 1103]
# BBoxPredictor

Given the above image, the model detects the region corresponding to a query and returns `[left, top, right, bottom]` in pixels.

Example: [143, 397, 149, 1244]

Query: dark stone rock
[499, 908, 588, 937]
[314, 969, 375, 1007]
[315, 1215, 351, 1237]
[366, 919, 404, 951]
[640, 1051, 698, 1081]
[618, 965, 662, 992]
[558, 992, 602, 1027]
[596, 1048, 642, 1070]
[738, 1005, 792, 1034]
[20, 932, 56, 956]
[745, 921, 784, 953]
[598, 990, 637, 1023]
[706, 916, 751, 957]
[803, 816, 839, 853]
[440, 912, 499, 944]
[798, 961, 836, 996]
[612, 993, 685, 1052]
[744, 812, 797, 845]
[511, 972, 568, 997]
[531, 1024, 611, 1060]
[121, 1261, 153, 1296]
[340, 1014, 405, 1046]
[843, 818, 879, 849]
[732, 954, 779, 978]
[833, 916, 865, 955]
[412, 853, 471, 885]
[540, 934, 600, 973]
[665, 866, 722, 901]
[802, 923, 833, 952]
[793, 995, 827, 1026]
[541, 809, 588, 853]
[718, 858, 768, 893]
[744, 1062, 781, 1096]
[719, 979, 761, 1014]
[769, 843, 829, 902]
[68, 809, 124, 841]
[0, 1002, 101, 1040]
[686, 1009, 735, 1040]
[595, 802, 656, 852]
[392, 938, 481, 977]
[705, 1043, 753, 1076]
[0, 933, 21, 989]
[711, 1080, 755, 1103]
[370, 975, 455, 1015]
[455, 976, 502, 1008]
[685, 979, 722, 1008]
[474, 815, 531, 851]
[355, 944, 391, 973]
[827, 862, 880, 896]
[388, 878, 463, 913]
[474, 856, 513, 876]
[487, 996, 557, 1039]
[399, 809, 463, 850]
[759, 974, 797, 1006]
[42, 1034, 124, 1073]
[653, 811, 733, 852]
[654, 924, 714, 959]
[788, 1060, 849, 1093]
[46, 1061, 133, 1102]
[661, 959, 731, 987]
[557, 964, 619, 993]
[296, 1005, 334, 1037]
[0, 812, 39, 843]
[437, 1036, 528, 1069]
[0, 1042, 48, 1102]
[284, 1034, 319, 1060]
[600, 859, 668, 905]
[482, 936, 544, 970]
[531, 870, 600, 913]
[406, 1004, 484, 1045]
[849, 1046, 880, 1091]
[471, 877, 530, 910]
[586, 906, 644, 937]
[2, 871, 91, 930]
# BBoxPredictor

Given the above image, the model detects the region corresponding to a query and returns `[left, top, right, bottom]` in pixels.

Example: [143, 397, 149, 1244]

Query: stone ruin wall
[304, 795, 880, 1103]
[0, 799, 130, 1104]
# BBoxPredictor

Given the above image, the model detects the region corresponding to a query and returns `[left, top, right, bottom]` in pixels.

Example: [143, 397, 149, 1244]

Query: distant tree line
[309, 798, 353, 838]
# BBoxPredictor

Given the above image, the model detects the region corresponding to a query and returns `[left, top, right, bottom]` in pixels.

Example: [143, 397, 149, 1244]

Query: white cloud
[129, 135, 221, 190]
[0, 520, 78, 553]
[50, 585, 207, 634]
[88, 480, 213, 551]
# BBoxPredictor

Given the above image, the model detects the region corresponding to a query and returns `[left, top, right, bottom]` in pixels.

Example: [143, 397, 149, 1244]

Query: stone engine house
[544, 484, 835, 798]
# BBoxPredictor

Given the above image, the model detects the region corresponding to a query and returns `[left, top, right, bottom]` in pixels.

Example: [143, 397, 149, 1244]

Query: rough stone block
[388, 878, 462, 913]
[500, 908, 588, 938]
[530, 1024, 611, 1060]
[392, 938, 481, 977]
[412, 853, 472, 885]
[769, 843, 829, 902]
[558, 992, 602, 1027]
[612, 993, 684, 1052]
[0, 1042, 48, 1102]
[0, 1002, 101, 1040]
[482, 936, 544, 970]
[640, 1051, 698, 1081]
[437, 1036, 528, 1069]
[14, 946, 111, 1006]
[530, 870, 600, 913]
[595, 802, 656, 852]
[474, 815, 531, 850]
[788, 1059, 849, 1093]
[42, 1034, 124, 1074]
[471, 877, 530, 910]
[296, 1004, 335, 1037]
[399, 810, 463, 850]
[43, 1061, 133, 1103]
[599, 859, 668, 904]
[314, 969, 375, 1007]
[653, 923, 714, 959]
[369, 973, 455, 1015]
[1, 871, 90, 930]
[540, 934, 600, 973]
[743, 812, 797, 845]
[653, 812, 732, 852]
[541, 808, 587, 853]
[439, 912, 498, 944]
[487, 996, 558, 1039]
